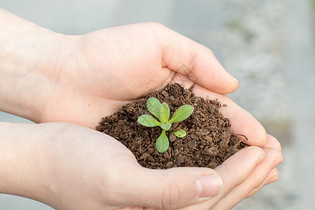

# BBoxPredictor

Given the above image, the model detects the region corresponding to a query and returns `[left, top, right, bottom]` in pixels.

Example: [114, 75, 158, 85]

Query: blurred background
[0, 0, 314, 209]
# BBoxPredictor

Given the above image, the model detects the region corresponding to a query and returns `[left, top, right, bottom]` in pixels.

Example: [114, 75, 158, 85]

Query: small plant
[137, 97, 194, 153]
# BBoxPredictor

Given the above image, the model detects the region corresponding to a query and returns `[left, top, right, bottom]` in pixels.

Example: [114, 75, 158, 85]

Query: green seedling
[137, 97, 194, 153]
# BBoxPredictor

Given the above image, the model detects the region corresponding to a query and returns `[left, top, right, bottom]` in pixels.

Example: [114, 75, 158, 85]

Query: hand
[33, 23, 282, 208]
[0, 122, 282, 210]
[36, 23, 240, 128]
[0, 16, 265, 147]
[30, 23, 263, 146]
[0, 9, 283, 209]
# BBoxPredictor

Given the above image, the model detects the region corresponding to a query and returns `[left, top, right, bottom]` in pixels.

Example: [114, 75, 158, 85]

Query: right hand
[0, 122, 282, 210]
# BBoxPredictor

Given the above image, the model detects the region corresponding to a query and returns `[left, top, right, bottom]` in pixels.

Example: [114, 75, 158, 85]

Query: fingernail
[196, 174, 223, 199]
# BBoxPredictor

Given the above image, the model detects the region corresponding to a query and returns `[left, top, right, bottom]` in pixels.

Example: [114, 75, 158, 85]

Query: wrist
[0, 9, 76, 121]
[0, 123, 51, 204]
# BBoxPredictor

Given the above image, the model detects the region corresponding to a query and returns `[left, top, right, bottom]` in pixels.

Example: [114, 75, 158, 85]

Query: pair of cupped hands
[2, 21, 283, 210]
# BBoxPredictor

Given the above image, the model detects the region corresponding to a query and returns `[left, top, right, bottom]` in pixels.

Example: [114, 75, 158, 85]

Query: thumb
[160, 25, 239, 94]
[114, 166, 223, 209]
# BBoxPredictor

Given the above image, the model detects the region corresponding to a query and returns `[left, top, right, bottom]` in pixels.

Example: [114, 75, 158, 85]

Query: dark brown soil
[96, 83, 246, 169]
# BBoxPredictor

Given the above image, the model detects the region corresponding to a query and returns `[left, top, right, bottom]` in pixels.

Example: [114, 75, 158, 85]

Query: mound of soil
[96, 83, 246, 169]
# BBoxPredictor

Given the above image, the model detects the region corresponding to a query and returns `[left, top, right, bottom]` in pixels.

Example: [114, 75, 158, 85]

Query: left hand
[0, 122, 282, 210]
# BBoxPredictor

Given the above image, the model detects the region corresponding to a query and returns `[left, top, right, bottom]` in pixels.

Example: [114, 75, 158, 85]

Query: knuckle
[161, 182, 183, 209]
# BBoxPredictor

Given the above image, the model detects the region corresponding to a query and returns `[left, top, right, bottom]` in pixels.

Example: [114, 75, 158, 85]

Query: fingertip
[253, 124, 268, 147]
[160, 28, 240, 94]
[246, 168, 280, 198]
[195, 50, 240, 94]
[230, 109, 268, 147]
[216, 146, 265, 179]
[231, 77, 240, 92]
[211, 146, 266, 203]
[222, 71, 239, 94]
[219, 76, 239, 94]
[205, 48, 239, 94]
[267, 168, 280, 184]
[265, 134, 282, 152]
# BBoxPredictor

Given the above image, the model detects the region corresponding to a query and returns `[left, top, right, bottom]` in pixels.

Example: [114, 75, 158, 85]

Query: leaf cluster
[137, 97, 194, 153]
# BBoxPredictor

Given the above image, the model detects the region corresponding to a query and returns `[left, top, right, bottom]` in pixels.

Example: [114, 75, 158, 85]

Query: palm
[40, 23, 266, 148]
[41, 23, 232, 128]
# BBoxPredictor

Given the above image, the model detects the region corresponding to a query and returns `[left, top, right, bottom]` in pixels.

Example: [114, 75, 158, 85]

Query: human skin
[0, 122, 280, 210]
[0, 8, 283, 209]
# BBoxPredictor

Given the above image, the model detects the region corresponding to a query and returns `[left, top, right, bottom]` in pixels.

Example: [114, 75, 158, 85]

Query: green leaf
[137, 115, 161, 127]
[159, 102, 170, 123]
[169, 105, 194, 123]
[156, 131, 169, 153]
[146, 97, 161, 120]
[173, 129, 186, 138]
[160, 122, 172, 131]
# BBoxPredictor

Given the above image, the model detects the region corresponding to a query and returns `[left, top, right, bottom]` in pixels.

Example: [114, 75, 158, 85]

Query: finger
[263, 168, 280, 185]
[246, 168, 280, 198]
[192, 84, 268, 146]
[160, 25, 239, 94]
[107, 166, 223, 209]
[243, 134, 282, 198]
[211, 148, 283, 210]
[175, 146, 265, 210]
[263, 134, 282, 152]
[244, 135, 283, 198]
